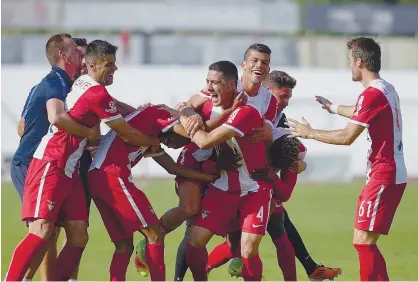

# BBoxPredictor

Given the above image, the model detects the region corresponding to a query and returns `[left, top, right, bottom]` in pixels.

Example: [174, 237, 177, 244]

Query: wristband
[330, 104, 339, 114]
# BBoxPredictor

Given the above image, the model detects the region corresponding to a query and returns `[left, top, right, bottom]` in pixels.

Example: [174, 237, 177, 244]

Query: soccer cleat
[308, 265, 342, 281]
[135, 239, 149, 278]
[228, 257, 243, 278]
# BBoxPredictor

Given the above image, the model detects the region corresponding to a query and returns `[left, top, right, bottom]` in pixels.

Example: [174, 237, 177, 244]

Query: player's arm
[114, 98, 136, 117]
[315, 96, 355, 118]
[191, 126, 238, 150]
[106, 118, 160, 147]
[204, 92, 247, 132]
[17, 118, 25, 137]
[288, 117, 365, 145]
[153, 152, 217, 182]
[46, 99, 96, 139]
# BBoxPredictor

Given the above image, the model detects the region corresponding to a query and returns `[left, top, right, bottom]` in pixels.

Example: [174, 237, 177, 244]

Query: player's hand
[183, 115, 204, 138]
[232, 91, 248, 110]
[286, 117, 313, 139]
[175, 102, 187, 111]
[250, 167, 276, 183]
[289, 160, 307, 174]
[86, 145, 99, 158]
[215, 147, 243, 171]
[248, 120, 272, 142]
[143, 145, 164, 158]
[137, 102, 152, 110]
[315, 96, 334, 114]
[156, 104, 184, 118]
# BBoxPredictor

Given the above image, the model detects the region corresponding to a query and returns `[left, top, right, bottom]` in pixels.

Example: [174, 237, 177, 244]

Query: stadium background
[1, 0, 418, 280]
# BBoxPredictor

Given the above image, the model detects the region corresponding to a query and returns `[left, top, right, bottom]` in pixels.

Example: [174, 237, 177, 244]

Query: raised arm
[315, 96, 355, 118]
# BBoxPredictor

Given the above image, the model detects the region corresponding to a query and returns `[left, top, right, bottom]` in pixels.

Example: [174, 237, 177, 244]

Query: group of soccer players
[5, 33, 407, 282]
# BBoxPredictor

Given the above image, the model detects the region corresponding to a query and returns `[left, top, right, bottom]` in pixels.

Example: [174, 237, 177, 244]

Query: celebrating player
[88, 103, 219, 281]
[288, 37, 407, 281]
[5, 39, 161, 281]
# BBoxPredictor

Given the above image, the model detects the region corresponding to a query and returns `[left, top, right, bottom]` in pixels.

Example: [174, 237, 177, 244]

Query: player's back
[92, 105, 178, 179]
[352, 79, 407, 184]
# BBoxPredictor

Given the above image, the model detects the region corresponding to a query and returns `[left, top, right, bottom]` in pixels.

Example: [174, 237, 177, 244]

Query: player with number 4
[287, 37, 407, 281]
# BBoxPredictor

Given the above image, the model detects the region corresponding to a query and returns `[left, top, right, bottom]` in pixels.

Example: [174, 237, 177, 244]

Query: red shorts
[193, 186, 272, 236]
[271, 198, 285, 214]
[22, 159, 88, 225]
[354, 181, 406, 235]
[88, 169, 159, 242]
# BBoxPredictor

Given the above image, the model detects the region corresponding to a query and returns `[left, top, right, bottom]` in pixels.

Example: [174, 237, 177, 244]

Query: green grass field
[2, 180, 418, 281]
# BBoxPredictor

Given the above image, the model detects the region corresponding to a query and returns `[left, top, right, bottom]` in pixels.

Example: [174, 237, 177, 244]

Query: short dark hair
[270, 135, 301, 169]
[263, 71, 297, 89]
[347, 37, 381, 73]
[45, 33, 72, 66]
[85, 40, 118, 61]
[73, 38, 88, 47]
[244, 43, 271, 61]
[208, 60, 238, 82]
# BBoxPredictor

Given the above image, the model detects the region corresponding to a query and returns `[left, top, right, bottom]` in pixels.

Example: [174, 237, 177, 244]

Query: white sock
[22, 279, 32, 282]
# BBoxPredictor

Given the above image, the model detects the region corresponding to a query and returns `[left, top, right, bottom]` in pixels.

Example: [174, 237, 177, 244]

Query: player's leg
[353, 182, 406, 281]
[33, 226, 61, 281]
[68, 150, 92, 281]
[239, 188, 272, 281]
[174, 221, 192, 281]
[284, 209, 342, 280]
[140, 223, 166, 281]
[186, 186, 236, 281]
[160, 179, 203, 233]
[267, 209, 296, 281]
[52, 178, 89, 281]
[5, 160, 67, 281]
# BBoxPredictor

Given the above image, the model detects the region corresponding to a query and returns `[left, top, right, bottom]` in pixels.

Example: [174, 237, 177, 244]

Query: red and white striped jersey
[198, 78, 277, 126]
[214, 105, 272, 195]
[91, 105, 178, 180]
[349, 79, 407, 184]
[33, 74, 122, 178]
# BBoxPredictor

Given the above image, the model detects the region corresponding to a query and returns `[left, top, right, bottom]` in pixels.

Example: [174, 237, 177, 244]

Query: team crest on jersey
[201, 209, 211, 219]
[105, 101, 117, 113]
[354, 95, 364, 116]
[47, 200, 56, 211]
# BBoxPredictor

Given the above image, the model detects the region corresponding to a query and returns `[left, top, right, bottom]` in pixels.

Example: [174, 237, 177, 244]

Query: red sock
[186, 242, 208, 281]
[110, 252, 131, 281]
[273, 234, 297, 281]
[5, 233, 46, 281]
[146, 243, 165, 281]
[354, 244, 389, 281]
[52, 243, 85, 281]
[207, 241, 233, 272]
[242, 254, 263, 281]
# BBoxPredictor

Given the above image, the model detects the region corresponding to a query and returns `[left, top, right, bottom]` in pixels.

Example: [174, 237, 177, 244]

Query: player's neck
[241, 76, 261, 96]
[55, 62, 76, 80]
[361, 72, 380, 88]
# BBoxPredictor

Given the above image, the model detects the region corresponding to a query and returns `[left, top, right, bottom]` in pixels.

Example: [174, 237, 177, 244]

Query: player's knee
[65, 221, 89, 248]
[29, 219, 55, 240]
[114, 239, 134, 255]
[353, 228, 380, 245]
[182, 203, 200, 218]
[240, 234, 262, 258]
[144, 225, 165, 244]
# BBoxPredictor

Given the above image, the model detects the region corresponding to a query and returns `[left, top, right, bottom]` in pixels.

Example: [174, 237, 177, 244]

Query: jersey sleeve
[153, 107, 179, 133]
[90, 88, 122, 122]
[350, 88, 387, 128]
[45, 80, 66, 102]
[222, 106, 260, 137]
[200, 100, 214, 121]
[264, 95, 278, 127]
[198, 88, 211, 98]
[21, 86, 35, 118]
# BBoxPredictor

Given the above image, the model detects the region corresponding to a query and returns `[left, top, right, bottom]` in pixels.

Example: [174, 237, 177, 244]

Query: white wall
[2, 66, 417, 179]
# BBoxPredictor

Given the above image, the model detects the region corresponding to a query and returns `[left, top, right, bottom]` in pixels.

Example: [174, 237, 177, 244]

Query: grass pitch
[2, 180, 417, 281]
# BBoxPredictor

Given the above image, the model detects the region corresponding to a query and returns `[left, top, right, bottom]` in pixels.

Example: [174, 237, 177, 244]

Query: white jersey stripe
[34, 162, 51, 217]
[222, 124, 244, 137]
[118, 177, 147, 227]
[64, 138, 87, 178]
[161, 119, 179, 133]
[349, 119, 369, 128]
[102, 114, 122, 123]
[368, 184, 386, 231]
